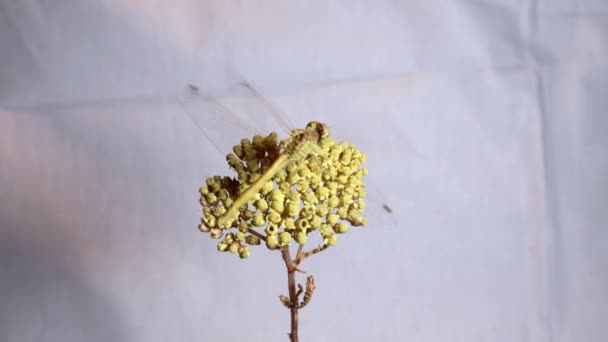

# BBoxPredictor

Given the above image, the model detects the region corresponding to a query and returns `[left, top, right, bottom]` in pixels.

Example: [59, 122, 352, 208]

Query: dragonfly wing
[176, 84, 265, 158]
[238, 81, 295, 133]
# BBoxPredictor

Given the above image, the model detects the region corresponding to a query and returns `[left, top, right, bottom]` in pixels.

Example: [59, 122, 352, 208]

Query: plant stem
[281, 247, 299, 342]
[247, 228, 266, 241]
[296, 244, 329, 264]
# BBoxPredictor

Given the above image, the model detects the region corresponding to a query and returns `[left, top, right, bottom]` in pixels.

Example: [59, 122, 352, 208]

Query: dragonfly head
[306, 121, 331, 142]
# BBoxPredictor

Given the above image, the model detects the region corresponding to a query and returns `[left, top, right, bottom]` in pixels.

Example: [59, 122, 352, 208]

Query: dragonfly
[218, 120, 331, 228]
[178, 81, 334, 228]
[178, 81, 399, 230]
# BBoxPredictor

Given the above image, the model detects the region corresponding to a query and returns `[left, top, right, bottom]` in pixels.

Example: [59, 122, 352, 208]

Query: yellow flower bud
[328, 195, 340, 208]
[261, 181, 274, 196]
[273, 169, 287, 182]
[279, 232, 292, 246]
[238, 245, 250, 259]
[254, 199, 269, 212]
[310, 174, 322, 188]
[252, 135, 264, 149]
[304, 192, 318, 205]
[252, 215, 266, 227]
[218, 215, 236, 228]
[229, 242, 240, 254]
[289, 190, 301, 202]
[296, 180, 310, 193]
[268, 210, 282, 224]
[324, 234, 338, 246]
[327, 167, 339, 180]
[245, 235, 261, 245]
[242, 210, 256, 220]
[286, 201, 300, 217]
[199, 187, 209, 195]
[315, 186, 330, 201]
[295, 230, 308, 244]
[269, 189, 285, 202]
[286, 161, 298, 174]
[264, 132, 278, 147]
[348, 175, 360, 186]
[319, 224, 333, 238]
[213, 205, 227, 217]
[326, 213, 339, 225]
[240, 137, 252, 149]
[206, 193, 218, 205]
[203, 217, 217, 230]
[250, 192, 261, 202]
[282, 217, 296, 230]
[348, 207, 363, 221]
[357, 189, 367, 199]
[333, 222, 348, 234]
[198, 223, 211, 233]
[316, 203, 329, 217]
[206, 177, 217, 188]
[340, 166, 353, 177]
[265, 224, 279, 236]
[233, 144, 244, 159]
[297, 165, 311, 178]
[340, 195, 354, 207]
[236, 232, 246, 241]
[266, 234, 279, 249]
[310, 215, 322, 228]
[299, 207, 315, 220]
[287, 172, 300, 185]
[357, 199, 367, 210]
[238, 221, 249, 233]
[330, 149, 341, 161]
[210, 228, 223, 239]
[295, 218, 310, 230]
[268, 201, 283, 214]
[279, 181, 290, 193]
[217, 189, 228, 201]
[217, 242, 229, 252]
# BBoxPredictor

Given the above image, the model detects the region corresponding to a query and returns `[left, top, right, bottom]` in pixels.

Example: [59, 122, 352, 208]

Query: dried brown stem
[281, 247, 299, 342]
[247, 228, 266, 241]
[295, 244, 329, 265]
[296, 283, 304, 299]
[295, 244, 305, 263]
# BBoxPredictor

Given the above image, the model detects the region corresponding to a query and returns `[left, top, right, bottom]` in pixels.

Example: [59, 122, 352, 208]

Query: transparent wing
[175, 83, 266, 158]
[237, 81, 295, 132]
[220, 80, 297, 135]
[175, 81, 298, 158]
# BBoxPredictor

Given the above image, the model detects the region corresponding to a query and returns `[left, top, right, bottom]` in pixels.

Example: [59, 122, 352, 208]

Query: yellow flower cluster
[198, 125, 367, 258]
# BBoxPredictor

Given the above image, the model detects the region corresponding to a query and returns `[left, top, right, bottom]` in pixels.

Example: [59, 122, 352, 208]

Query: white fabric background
[1, 1, 606, 341]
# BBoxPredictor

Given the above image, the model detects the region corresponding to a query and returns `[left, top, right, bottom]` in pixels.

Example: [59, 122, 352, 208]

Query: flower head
[198, 122, 367, 258]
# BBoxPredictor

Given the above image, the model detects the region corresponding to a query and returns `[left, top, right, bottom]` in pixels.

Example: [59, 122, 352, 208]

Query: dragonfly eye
[306, 121, 330, 138]
[316, 122, 330, 138]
